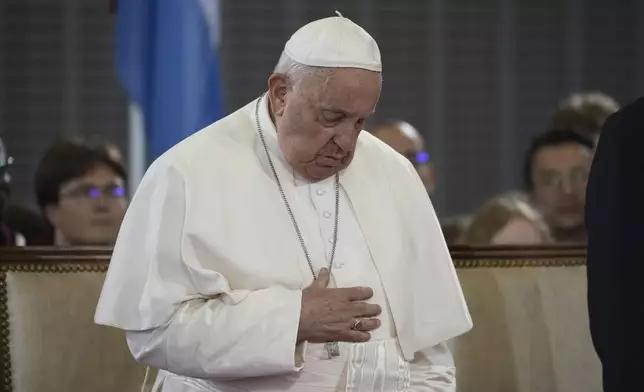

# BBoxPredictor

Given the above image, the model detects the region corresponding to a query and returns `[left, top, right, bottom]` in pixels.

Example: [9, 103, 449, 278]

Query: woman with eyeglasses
[34, 138, 128, 246]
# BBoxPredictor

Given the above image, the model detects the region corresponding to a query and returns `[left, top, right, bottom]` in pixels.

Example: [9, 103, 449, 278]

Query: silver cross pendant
[325, 341, 340, 358]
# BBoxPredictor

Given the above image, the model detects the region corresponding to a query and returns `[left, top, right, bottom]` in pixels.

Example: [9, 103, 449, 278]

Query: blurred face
[268, 67, 381, 181]
[530, 143, 593, 231]
[373, 125, 435, 194]
[46, 164, 126, 246]
[491, 217, 545, 245]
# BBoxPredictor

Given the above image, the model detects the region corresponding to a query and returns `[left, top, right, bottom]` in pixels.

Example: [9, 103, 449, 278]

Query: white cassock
[95, 94, 472, 391]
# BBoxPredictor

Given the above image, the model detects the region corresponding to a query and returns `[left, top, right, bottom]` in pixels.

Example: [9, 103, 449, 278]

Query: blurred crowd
[0, 137, 127, 246]
[0, 90, 617, 248]
[379, 90, 617, 247]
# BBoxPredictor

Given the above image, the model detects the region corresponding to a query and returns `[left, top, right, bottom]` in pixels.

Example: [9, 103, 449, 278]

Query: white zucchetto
[284, 11, 382, 72]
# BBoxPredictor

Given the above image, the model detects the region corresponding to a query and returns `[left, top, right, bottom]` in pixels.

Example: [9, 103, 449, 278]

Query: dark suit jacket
[586, 97, 644, 391]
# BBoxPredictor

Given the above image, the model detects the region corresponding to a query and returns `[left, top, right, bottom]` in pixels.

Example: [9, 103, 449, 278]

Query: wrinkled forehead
[302, 68, 381, 115]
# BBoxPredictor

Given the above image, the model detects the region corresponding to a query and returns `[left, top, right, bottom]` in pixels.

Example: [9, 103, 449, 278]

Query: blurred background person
[441, 214, 472, 246]
[3, 198, 49, 246]
[372, 120, 436, 195]
[0, 135, 51, 246]
[550, 91, 620, 143]
[461, 192, 552, 245]
[0, 136, 25, 246]
[34, 138, 127, 246]
[523, 129, 594, 244]
[1, 1, 641, 246]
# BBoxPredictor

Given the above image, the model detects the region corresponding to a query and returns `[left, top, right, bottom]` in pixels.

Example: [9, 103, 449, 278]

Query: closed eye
[322, 110, 346, 123]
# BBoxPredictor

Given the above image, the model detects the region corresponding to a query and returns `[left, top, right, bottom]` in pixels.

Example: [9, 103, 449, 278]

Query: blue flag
[116, 0, 225, 163]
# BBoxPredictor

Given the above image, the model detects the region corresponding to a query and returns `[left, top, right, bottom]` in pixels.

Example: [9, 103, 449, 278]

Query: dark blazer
[586, 97, 644, 391]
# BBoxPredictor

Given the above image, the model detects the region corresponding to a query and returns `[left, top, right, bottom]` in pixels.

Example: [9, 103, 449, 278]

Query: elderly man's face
[269, 68, 381, 180]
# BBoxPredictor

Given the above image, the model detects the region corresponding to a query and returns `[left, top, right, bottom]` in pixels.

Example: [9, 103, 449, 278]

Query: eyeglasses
[404, 151, 431, 166]
[60, 183, 126, 201]
[535, 167, 589, 190]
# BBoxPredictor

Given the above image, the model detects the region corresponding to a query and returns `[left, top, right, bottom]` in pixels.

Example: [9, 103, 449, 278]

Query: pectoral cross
[325, 341, 340, 358]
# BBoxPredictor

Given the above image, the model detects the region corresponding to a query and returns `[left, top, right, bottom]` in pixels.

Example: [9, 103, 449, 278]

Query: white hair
[273, 52, 323, 86]
[273, 51, 383, 88]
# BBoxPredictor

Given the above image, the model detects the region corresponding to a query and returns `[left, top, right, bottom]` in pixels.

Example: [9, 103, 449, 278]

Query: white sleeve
[95, 159, 306, 379]
[125, 289, 307, 378]
[408, 343, 456, 391]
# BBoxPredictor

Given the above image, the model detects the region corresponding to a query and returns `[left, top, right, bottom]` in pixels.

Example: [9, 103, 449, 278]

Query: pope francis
[95, 13, 472, 392]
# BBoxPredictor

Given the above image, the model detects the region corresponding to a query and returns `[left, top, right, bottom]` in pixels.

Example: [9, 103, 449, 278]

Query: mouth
[556, 205, 581, 215]
[91, 218, 114, 226]
[316, 156, 344, 167]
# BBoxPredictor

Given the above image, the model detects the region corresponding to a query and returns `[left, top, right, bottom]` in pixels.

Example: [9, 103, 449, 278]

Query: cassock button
[328, 238, 335, 244]
[316, 189, 326, 196]
[323, 211, 332, 219]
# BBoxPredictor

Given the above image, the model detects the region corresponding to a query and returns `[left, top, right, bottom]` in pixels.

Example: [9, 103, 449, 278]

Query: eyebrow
[320, 106, 376, 117]
[321, 107, 349, 115]
[65, 180, 124, 189]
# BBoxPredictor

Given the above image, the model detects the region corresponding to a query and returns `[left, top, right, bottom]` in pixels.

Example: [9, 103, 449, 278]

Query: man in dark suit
[586, 97, 644, 391]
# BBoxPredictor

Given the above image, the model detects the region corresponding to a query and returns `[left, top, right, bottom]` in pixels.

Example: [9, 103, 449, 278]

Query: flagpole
[112, 0, 144, 194]
[127, 101, 146, 195]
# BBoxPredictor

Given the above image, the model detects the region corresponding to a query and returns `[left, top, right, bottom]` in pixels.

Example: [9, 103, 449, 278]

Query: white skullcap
[284, 11, 382, 72]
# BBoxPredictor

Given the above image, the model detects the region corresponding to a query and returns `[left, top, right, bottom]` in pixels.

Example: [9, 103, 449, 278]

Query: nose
[559, 177, 575, 194]
[93, 195, 110, 212]
[332, 131, 358, 155]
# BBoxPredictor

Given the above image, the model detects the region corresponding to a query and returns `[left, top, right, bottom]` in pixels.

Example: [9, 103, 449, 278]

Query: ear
[44, 204, 61, 227]
[267, 73, 289, 117]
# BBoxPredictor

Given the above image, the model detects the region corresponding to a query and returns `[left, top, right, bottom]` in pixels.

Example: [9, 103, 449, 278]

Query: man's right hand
[297, 268, 382, 344]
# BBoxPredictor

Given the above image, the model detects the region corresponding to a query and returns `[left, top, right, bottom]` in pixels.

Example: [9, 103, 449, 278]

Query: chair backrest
[0, 248, 150, 392]
[450, 246, 601, 392]
[0, 246, 600, 392]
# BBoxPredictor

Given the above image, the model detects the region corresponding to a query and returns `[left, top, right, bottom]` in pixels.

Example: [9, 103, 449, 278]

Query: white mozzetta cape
[95, 96, 472, 379]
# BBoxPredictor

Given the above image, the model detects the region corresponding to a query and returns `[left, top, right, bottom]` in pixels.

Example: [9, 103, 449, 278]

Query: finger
[341, 330, 371, 343]
[314, 268, 331, 288]
[353, 303, 382, 318]
[342, 286, 374, 301]
[353, 318, 380, 332]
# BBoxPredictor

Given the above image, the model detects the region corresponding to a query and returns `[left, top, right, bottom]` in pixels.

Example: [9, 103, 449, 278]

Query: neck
[54, 230, 71, 246]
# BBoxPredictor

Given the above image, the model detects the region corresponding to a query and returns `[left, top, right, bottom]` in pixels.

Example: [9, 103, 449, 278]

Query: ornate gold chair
[0, 246, 600, 392]
[450, 245, 601, 392]
[0, 248, 150, 392]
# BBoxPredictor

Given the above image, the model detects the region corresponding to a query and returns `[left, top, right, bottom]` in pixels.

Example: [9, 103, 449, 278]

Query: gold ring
[352, 319, 362, 330]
